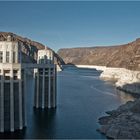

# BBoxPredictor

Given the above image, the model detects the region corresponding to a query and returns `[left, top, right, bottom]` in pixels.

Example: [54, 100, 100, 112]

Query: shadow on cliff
[61, 63, 103, 76]
[117, 82, 140, 97]
[66, 63, 77, 67]
[61, 63, 77, 70]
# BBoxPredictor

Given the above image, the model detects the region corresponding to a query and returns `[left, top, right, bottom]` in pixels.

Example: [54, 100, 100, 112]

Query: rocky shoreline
[100, 67, 140, 95]
[98, 67, 140, 139]
[76, 65, 140, 139]
[97, 98, 140, 139]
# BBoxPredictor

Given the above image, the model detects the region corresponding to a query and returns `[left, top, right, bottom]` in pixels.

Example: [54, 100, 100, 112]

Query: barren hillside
[58, 39, 140, 70]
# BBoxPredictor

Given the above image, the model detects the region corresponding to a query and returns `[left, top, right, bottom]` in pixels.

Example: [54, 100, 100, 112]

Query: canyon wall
[58, 38, 140, 71]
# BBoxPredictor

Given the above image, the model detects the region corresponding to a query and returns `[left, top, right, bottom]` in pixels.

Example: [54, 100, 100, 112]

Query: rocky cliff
[98, 98, 140, 139]
[0, 32, 65, 65]
[100, 67, 140, 94]
[58, 39, 140, 70]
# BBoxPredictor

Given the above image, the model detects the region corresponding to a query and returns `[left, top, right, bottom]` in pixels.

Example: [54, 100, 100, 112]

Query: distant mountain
[0, 32, 65, 66]
[58, 39, 140, 70]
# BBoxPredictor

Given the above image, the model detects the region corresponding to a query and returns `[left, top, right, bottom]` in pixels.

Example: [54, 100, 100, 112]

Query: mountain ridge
[58, 38, 140, 70]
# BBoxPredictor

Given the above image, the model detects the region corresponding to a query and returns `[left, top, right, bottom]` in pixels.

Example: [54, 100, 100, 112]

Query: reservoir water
[0, 66, 136, 139]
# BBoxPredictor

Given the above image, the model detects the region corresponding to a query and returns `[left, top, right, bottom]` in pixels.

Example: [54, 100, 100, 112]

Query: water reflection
[0, 67, 138, 139]
[32, 108, 57, 129]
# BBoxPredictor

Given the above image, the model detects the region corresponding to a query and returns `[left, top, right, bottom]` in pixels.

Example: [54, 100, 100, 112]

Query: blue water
[0, 66, 136, 139]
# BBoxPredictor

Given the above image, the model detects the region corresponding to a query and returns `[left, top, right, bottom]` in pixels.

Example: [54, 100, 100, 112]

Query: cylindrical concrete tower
[0, 41, 26, 132]
[34, 49, 57, 109]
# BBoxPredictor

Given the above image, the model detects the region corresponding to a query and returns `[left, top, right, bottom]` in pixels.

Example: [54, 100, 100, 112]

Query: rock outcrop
[95, 67, 140, 139]
[58, 38, 140, 70]
[98, 98, 140, 139]
[100, 67, 140, 94]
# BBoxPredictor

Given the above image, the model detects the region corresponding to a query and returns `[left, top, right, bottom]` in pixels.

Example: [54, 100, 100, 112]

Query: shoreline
[97, 98, 140, 139]
[76, 65, 140, 95]
[75, 65, 140, 139]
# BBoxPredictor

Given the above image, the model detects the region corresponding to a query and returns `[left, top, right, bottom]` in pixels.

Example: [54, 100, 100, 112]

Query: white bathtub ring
[129, 72, 134, 81]
[136, 72, 140, 80]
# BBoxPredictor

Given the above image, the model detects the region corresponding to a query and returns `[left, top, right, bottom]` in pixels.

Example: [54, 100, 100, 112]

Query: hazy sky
[0, 1, 140, 51]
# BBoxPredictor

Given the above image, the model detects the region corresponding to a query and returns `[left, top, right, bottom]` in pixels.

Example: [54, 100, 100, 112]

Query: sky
[0, 1, 140, 51]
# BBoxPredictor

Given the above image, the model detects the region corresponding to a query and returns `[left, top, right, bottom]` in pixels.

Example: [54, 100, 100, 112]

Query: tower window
[0, 51, 3, 63]
[4, 70, 10, 80]
[6, 51, 10, 63]
[13, 52, 16, 63]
